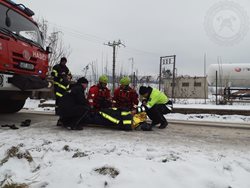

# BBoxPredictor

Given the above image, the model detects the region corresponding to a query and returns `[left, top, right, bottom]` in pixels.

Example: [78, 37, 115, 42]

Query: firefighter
[113, 76, 139, 110]
[57, 77, 90, 130]
[132, 86, 173, 129]
[51, 57, 72, 115]
[87, 75, 112, 111]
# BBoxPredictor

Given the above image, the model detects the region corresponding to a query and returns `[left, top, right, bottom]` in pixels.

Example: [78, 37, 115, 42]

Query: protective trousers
[146, 104, 170, 124]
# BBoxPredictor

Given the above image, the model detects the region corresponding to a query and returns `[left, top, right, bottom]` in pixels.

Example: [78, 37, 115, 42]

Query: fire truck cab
[0, 0, 51, 113]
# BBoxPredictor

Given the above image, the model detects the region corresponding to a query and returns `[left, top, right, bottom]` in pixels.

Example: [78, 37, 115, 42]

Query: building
[163, 76, 208, 99]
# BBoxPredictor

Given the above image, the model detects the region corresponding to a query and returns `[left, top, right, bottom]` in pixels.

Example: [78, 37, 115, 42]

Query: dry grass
[94, 166, 119, 178]
[2, 183, 29, 188]
[62, 145, 70, 151]
[0, 146, 33, 166]
[72, 151, 88, 158]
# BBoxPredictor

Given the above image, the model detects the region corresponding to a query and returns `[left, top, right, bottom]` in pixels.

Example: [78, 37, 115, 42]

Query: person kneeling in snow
[57, 77, 90, 130]
[132, 86, 173, 130]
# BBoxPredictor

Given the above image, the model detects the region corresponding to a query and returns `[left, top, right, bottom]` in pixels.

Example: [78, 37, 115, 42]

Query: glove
[133, 104, 138, 108]
[142, 99, 147, 106]
[131, 109, 137, 116]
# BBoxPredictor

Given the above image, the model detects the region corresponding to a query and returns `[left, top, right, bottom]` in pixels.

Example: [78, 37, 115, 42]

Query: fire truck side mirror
[46, 46, 52, 54]
[5, 16, 11, 27]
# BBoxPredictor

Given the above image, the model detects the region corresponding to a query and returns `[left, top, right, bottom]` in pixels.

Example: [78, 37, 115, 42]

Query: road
[1, 111, 250, 150]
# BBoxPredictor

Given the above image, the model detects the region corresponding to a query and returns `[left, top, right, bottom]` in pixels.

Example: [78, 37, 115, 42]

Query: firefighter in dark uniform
[87, 75, 112, 111]
[57, 77, 90, 130]
[88, 108, 134, 131]
[133, 86, 173, 130]
[51, 57, 72, 115]
[113, 76, 139, 110]
[88, 108, 153, 131]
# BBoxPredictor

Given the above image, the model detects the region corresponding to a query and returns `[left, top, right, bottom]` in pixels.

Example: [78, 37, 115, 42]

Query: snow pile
[23, 98, 55, 112]
[1, 98, 250, 187]
[0, 125, 250, 188]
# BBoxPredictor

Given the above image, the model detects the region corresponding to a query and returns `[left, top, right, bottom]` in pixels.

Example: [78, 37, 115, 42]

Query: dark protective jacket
[51, 63, 71, 98]
[113, 85, 139, 109]
[87, 84, 111, 111]
[97, 108, 133, 130]
[57, 84, 90, 125]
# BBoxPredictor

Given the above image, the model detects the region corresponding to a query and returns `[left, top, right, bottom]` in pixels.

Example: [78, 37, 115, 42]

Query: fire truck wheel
[0, 99, 26, 113]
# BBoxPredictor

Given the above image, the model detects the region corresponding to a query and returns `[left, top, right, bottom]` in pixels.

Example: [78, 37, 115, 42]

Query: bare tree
[36, 18, 71, 71]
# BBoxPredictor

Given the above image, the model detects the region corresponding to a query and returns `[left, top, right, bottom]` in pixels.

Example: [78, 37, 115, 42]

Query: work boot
[159, 121, 168, 129]
[151, 120, 160, 127]
[1, 124, 19, 129]
[71, 125, 83, 130]
[71, 122, 84, 130]
[20, 119, 31, 127]
[56, 119, 64, 127]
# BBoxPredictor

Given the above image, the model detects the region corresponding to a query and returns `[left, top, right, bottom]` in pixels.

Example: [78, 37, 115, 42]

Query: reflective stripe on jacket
[51, 63, 71, 98]
[98, 108, 133, 130]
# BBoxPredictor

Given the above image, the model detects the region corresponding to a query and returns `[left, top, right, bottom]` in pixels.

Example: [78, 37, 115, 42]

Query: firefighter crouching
[57, 77, 90, 130]
[132, 86, 173, 130]
[113, 76, 139, 110]
[51, 57, 72, 115]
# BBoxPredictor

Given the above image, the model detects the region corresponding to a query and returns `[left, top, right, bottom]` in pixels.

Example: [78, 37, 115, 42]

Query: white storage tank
[207, 64, 250, 87]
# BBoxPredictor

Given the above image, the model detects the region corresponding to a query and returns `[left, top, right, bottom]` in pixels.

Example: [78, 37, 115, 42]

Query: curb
[169, 119, 250, 129]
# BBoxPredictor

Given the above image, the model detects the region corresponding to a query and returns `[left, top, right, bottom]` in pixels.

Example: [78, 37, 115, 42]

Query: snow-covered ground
[23, 98, 250, 123]
[0, 98, 250, 188]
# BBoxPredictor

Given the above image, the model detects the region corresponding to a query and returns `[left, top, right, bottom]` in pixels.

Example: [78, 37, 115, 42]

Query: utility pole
[129, 57, 134, 86]
[129, 57, 134, 76]
[204, 53, 207, 104]
[104, 40, 125, 93]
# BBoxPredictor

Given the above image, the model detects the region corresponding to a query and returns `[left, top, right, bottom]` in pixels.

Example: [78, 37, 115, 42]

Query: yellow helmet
[99, 75, 108, 84]
[120, 76, 130, 86]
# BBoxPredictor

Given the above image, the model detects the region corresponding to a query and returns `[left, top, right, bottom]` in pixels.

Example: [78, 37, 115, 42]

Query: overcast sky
[19, 0, 250, 77]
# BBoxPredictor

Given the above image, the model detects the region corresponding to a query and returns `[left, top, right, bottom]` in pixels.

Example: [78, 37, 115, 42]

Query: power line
[47, 21, 108, 44]
[47, 21, 161, 57]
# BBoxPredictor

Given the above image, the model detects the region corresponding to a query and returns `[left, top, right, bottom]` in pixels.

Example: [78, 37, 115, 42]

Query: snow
[22, 98, 55, 112]
[1, 98, 250, 188]
[23, 98, 250, 123]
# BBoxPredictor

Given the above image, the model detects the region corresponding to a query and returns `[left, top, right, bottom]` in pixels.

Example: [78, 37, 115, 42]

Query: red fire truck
[0, 0, 51, 113]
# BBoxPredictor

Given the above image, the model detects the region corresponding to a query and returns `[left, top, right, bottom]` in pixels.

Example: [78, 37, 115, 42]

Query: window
[194, 82, 202, 87]
[0, 4, 43, 47]
[182, 82, 189, 87]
